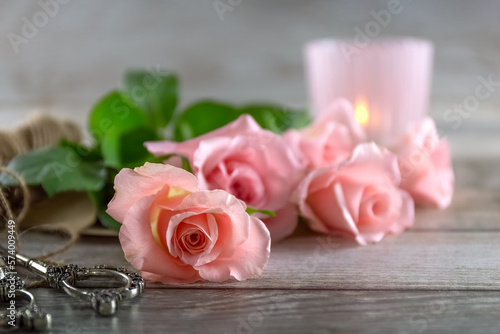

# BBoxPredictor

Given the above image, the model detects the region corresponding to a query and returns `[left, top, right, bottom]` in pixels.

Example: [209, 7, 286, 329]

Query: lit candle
[354, 98, 369, 127]
[305, 38, 434, 146]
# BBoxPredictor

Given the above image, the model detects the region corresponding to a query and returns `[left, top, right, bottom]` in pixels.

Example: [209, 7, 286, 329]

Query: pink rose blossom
[146, 115, 303, 242]
[107, 163, 271, 284]
[295, 143, 414, 245]
[394, 117, 454, 208]
[284, 98, 366, 170]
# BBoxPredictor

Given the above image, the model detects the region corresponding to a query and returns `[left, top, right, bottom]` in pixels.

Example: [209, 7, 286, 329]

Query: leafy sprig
[0, 69, 311, 230]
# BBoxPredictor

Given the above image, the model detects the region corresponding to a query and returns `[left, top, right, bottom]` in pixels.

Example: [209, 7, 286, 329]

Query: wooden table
[13, 157, 498, 333]
[1, 2, 499, 332]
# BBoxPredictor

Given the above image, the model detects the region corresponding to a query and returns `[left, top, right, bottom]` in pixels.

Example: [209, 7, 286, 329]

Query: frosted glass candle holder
[305, 38, 434, 145]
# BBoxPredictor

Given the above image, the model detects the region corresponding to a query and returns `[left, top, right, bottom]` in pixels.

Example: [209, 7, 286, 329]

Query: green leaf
[89, 91, 151, 141]
[60, 140, 102, 161]
[89, 91, 160, 168]
[172, 100, 312, 141]
[124, 70, 178, 128]
[88, 187, 122, 231]
[246, 207, 276, 217]
[288, 109, 313, 130]
[173, 101, 240, 141]
[239, 104, 312, 133]
[112, 126, 160, 169]
[181, 156, 192, 173]
[0, 146, 107, 197]
[97, 210, 122, 230]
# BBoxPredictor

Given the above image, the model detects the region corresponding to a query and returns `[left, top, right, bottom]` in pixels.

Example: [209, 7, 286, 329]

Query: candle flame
[354, 100, 369, 126]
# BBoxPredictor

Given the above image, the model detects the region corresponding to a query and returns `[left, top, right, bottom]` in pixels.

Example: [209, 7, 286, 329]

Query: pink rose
[295, 143, 414, 245]
[284, 98, 366, 170]
[394, 117, 454, 208]
[146, 115, 303, 242]
[107, 163, 271, 284]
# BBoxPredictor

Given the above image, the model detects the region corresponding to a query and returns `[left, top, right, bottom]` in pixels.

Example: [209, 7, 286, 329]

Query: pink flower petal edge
[107, 163, 271, 284]
[295, 143, 415, 245]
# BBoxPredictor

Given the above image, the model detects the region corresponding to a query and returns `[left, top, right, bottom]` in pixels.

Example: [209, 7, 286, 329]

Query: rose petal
[166, 212, 217, 266]
[147, 115, 304, 251]
[318, 98, 367, 143]
[341, 143, 401, 186]
[295, 143, 414, 246]
[358, 185, 393, 224]
[175, 190, 250, 258]
[228, 166, 265, 207]
[395, 117, 455, 208]
[297, 168, 360, 239]
[193, 136, 296, 211]
[260, 202, 299, 243]
[402, 140, 454, 208]
[284, 98, 367, 170]
[293, 168, 333, 235]
[196, 217, 271, 282]
[390, 189, 415, 234]
[119, 195, 201, 284]
[145, 115, 263, 161]
[284, 123, 354, 170]
[107, 163, 198, 222]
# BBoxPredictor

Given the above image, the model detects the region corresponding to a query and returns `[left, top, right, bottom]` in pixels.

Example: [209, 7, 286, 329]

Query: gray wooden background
[1, 0, 500, 159]
[2, 2, 500, 333]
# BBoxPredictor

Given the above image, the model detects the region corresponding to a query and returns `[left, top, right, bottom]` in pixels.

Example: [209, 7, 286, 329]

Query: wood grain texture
[28, 289, 500, 334]
[415, 158, 500, 230]
[21, 230, 497, 291]
[2, 0, 500, 121]
[7, 157, 500, 333]
[2, 1, 500, 329]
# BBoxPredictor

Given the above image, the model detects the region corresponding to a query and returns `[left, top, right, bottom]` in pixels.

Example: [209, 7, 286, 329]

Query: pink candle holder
[305, 38, 434, 145]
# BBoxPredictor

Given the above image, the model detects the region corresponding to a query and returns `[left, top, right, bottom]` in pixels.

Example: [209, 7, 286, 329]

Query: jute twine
[0, 112, 82, 266]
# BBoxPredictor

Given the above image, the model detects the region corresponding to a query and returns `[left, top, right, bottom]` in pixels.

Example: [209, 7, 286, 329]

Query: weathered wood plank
[76, 159, 500, 234]
[414, 188, 500, 230]
[158, 231, 500, 290]
[10, 158, 500, 291]
[413, 158, 500, 230]
[6, 157, 499, 334]
[18, 231, 500, 291]
[29, 288, 500, 334]
[453, 159, 500, 190]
